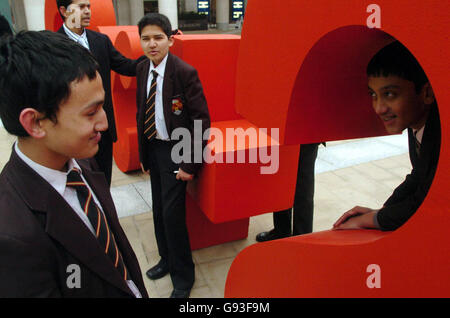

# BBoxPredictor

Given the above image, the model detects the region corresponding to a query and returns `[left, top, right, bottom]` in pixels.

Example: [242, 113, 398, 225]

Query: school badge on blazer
[172, 96, 184, 115]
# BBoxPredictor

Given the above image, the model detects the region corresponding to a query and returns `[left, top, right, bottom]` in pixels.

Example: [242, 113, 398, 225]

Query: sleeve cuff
[373, 211, 381, 229]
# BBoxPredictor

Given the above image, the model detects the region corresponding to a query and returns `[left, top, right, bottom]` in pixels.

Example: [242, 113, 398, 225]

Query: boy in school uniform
[333, 41, 440, 231]
[0, 31, 148, 298]
[136, 13, 210, 298]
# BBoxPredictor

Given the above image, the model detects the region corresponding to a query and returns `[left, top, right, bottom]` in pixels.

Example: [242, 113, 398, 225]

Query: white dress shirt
[14, 142, 142, 298]
[63, 23, 90, 50]
[147, 54, 170, 141]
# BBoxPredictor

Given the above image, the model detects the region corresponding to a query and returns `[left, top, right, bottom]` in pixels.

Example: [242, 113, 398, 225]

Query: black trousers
[273, 143, 320, 236]
[146, 139, 194, 290]
[94, 130, 113, 187]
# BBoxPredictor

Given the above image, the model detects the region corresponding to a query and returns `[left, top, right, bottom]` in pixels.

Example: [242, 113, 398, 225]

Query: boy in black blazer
[136, 13, 210, 298]
[0, 31, 148, 298]
[333, 41, 440, 231]
[56, 0, 145, 186]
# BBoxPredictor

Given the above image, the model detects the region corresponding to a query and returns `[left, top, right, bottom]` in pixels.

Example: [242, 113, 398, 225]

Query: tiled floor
[0, 125, 411, 297]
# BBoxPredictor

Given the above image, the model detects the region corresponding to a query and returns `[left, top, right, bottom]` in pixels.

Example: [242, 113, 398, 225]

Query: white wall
[23, 0, 45, 30]
[158, 0, 178, 29]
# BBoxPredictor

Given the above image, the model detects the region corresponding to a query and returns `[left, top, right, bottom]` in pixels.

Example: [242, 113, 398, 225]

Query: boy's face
[368, 75, 431, 134]
[39, 72, 107, 164]
[64, 0, 91, 29]
[140, 24, 173, 67]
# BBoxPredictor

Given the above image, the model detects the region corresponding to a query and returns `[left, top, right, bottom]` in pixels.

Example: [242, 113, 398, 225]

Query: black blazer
[57, 27, 144, 142]
[0, 149, 148, 298]
[377, 104, 441, 231]
[136, 53, 211, 175]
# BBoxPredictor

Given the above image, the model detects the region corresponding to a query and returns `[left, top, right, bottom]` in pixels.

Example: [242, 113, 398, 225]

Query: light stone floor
[0, 126, 411, 298]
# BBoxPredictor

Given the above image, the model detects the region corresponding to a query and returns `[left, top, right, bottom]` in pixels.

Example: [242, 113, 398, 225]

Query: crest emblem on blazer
[172, 97, 184, 115]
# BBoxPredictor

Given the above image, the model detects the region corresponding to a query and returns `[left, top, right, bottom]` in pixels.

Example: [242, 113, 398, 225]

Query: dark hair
[367, 41, 429, 93]
[56, 0, 73, 21]
[138, 13, 172, 38]
[0, 14, 12, 37]
[0, 31, 99, 137]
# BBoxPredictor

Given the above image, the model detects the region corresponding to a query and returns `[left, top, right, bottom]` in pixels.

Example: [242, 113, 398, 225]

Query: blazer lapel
[163, 53, 175, 133]
[137, 59, 150, 129]
[140, 59, 150, 105]
[6, 150, 133, 296]
[418, 105, 440, 175]
[85, 29, 100, 57]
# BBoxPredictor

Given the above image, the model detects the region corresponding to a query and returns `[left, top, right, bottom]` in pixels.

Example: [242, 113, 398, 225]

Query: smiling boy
[0, 31, 147, 297]
[333, 41, 441, 231]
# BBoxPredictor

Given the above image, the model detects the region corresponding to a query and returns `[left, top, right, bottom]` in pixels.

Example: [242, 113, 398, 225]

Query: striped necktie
[144, 70, 158, 140]
[66, 168, 128, 281]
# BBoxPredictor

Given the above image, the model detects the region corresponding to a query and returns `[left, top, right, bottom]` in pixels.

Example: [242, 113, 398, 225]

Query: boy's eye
[384, 91, 396, 98]
[87, 107, 100, 117]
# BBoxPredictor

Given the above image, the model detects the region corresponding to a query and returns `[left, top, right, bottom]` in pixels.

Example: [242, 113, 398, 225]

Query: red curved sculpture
[105, 26, 142, 172]
[225, 0, 449, 297]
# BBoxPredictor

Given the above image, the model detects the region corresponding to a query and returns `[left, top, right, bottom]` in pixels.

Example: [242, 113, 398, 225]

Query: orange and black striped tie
[143, 70, 158, 140]
[66, 168, 128, 281]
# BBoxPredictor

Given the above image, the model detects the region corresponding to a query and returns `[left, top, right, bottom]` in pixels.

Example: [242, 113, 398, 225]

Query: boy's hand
[333, 206, 378, 230]
[176, 168, 193, 181]
[140, 163, 149, 175]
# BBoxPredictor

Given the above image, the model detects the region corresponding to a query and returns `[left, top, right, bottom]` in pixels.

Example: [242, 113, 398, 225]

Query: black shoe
[170, 288, 191, 298]
[256, 229, 290, 242]
[146, 261, 169, 280]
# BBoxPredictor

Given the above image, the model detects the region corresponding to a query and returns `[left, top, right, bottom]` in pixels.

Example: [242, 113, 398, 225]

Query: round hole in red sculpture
[284, 25, 441, 232]
[284, 25, 397, 145]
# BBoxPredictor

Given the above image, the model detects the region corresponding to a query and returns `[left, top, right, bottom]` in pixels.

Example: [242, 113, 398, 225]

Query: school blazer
[57, 27, 144, 142]
[136, 53, 211, 175]
[0, 149, 148, 298]
[377, 104, 441, 231]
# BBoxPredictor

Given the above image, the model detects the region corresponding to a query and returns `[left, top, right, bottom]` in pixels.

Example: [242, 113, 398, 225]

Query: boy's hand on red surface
[176, 168, 193, 181]
[333, 206, 378, 230]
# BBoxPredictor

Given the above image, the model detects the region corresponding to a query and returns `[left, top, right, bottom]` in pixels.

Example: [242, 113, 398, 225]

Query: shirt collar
[63, 23, 88, 44]
[412, 124, 425, 144]
[14, 142, 81, 197]
[149, 54, 168, 79]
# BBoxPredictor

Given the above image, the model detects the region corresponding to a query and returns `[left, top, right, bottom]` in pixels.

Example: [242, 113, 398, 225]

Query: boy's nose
[373, 99, 388, 116]
[97, 108, 109, 132]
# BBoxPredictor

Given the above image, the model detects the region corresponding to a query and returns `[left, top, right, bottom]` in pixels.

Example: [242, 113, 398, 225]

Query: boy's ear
[421, 82, 435, 105]
[59, 6, 68, 20]
[168, 35, 174, 47]
[19, 108, 47, 138]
